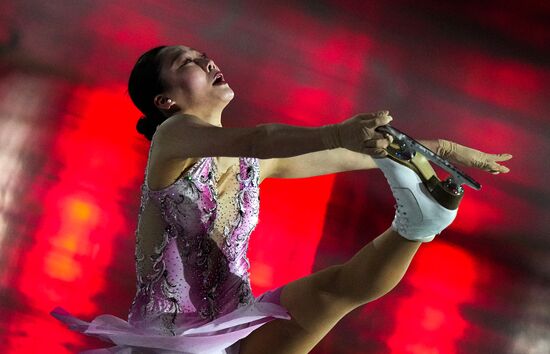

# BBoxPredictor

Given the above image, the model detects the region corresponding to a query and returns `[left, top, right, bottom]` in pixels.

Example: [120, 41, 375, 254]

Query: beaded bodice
[128, 150, 260, 335]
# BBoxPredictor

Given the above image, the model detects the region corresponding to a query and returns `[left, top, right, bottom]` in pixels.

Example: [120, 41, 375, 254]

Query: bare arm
[259, 139, 439, 180]
[154, 114, 328, 160]
[259, 149, 377, 180]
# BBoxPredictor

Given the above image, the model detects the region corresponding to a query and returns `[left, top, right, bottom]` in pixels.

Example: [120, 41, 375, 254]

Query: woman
[51, 45, 512, 354]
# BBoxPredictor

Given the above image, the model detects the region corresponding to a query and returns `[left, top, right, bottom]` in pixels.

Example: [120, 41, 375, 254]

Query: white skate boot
[375, 156, 459, 242]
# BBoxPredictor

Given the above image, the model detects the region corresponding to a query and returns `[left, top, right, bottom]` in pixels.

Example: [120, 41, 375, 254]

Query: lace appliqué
[133, 190, 182, 335]
[130, 156, 260, 329]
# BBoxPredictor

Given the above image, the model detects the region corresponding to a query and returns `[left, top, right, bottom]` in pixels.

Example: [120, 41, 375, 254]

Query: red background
[0, 1, 548, 353]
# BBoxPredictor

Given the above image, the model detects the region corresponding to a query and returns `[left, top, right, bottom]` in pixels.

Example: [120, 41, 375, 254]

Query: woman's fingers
[493, 153, 513, 161]
[479, 160, 511, 174]
[358, 110, 389, 119]
[364, 114, 393, 129]
[363, 147, 388, 157]
[485, 153, 512, 173]
[361, 111, 393, 156]
[489, 162, 510, 173]
[363, 129, 386, 140]
[338, 110, 394, 156]
[363, 137, 391, 149]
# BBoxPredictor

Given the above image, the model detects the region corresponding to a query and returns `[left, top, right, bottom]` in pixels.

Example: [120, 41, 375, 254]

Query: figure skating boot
[375, 156, 461, 242]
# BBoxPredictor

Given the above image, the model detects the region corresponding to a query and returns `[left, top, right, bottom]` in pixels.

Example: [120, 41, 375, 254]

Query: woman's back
[129, 142, 262, 335]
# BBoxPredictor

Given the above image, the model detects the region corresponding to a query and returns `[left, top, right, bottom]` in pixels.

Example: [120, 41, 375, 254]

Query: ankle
[375, 157, 458, 242]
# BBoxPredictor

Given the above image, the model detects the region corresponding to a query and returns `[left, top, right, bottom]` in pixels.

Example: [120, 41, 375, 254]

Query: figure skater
[51, 45, 512, 354]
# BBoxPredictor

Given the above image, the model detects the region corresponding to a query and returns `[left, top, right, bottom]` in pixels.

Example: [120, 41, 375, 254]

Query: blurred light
[249, 175, 336, 294]
[387, 242, 478, 354]
[0, 74, 50, 257]
[8, 85, 143, 353]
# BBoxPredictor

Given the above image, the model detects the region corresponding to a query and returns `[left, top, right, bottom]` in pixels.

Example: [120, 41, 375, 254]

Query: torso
[130, 144, 261, 331]
[146, 143, 240, 191]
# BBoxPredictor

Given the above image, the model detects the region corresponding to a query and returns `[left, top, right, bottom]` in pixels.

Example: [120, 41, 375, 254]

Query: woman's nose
[203, 58, 217, 72]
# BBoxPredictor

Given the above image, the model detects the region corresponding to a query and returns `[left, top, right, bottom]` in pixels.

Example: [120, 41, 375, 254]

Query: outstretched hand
[436, 139, 512, 174]
[320, 110, 394, 156]
[336, 110, 394, 157]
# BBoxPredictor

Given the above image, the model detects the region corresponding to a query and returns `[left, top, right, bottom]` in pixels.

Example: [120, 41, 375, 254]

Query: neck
[180, 106, 223, 127]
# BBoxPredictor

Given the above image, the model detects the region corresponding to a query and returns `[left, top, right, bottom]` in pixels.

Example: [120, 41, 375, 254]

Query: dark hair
[128, 45, 169, 141]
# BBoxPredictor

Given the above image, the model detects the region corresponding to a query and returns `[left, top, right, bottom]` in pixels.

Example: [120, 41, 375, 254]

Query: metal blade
[376, 125, 481, 190]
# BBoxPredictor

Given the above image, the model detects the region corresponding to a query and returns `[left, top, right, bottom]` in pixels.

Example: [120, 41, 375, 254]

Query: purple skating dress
[51, 142, 291, 353]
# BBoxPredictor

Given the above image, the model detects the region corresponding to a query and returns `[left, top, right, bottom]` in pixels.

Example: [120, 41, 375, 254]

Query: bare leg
[239, 227, 421, 354]
[240, 157, 458, 353]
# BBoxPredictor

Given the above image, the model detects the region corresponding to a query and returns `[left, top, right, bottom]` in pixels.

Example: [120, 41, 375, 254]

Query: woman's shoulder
[154, 113, 208, 136]
[146, 140, 203, 191]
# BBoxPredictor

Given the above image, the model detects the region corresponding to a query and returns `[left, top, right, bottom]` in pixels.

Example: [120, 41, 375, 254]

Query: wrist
[419, 139, 440, 153]
[319, 124, 342, 149]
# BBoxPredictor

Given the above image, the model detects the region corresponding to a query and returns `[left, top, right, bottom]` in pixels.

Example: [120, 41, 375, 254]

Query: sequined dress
[50, 142, 291, 353]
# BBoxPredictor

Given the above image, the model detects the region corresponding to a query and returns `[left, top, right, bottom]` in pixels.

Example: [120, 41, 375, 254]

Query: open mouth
[212, 72, 226, 85]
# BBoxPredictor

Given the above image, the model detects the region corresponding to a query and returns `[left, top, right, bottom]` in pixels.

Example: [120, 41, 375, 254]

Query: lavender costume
[51, 144, 291, 353]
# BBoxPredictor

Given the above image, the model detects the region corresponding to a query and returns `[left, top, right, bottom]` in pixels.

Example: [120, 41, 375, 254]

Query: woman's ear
[154, 94, 181, 117]
[153, 94, 175, 110]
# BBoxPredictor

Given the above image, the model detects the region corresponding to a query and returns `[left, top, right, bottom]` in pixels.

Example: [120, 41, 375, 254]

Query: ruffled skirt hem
[51, 287, 291, 354]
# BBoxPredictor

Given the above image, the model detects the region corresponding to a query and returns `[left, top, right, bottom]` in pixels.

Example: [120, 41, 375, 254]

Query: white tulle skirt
[51, 286, 290, 354]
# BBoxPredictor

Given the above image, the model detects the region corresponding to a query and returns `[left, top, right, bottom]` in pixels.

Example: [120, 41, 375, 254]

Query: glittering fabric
[50, 144, 291, 354]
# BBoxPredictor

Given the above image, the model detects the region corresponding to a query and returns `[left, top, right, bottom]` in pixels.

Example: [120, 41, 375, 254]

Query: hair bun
[136, 115, 159, 141]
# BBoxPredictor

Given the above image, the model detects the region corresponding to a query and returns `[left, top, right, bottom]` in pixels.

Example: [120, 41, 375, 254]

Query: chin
[221, 87, 235, 102]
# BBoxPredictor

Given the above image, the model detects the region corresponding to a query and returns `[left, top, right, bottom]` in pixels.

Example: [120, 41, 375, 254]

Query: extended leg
[239, 157, 459, 354]
[238, 228, 420, 354]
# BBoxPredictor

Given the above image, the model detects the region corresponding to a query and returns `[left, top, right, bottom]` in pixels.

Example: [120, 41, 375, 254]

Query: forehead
[161, 45, 200, 64]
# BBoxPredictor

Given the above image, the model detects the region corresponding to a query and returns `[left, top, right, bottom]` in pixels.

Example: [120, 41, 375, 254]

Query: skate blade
[376, 125, 481, 191]
[375, 125, 481, 210]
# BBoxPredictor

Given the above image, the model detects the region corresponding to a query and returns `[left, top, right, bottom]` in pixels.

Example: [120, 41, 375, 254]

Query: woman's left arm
[259, 139, 434, 181]
[259, 139, 512, 182]
[259, 147, 376, 181]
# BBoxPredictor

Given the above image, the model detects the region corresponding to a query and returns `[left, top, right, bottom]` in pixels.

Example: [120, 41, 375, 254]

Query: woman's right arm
[154, 112, 393, 160]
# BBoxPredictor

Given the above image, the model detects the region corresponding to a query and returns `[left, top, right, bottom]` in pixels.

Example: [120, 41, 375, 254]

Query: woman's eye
[180, 58, 192, 67]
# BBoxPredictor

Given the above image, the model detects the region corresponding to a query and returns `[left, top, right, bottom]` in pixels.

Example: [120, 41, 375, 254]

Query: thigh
[238, 264, 359, 354]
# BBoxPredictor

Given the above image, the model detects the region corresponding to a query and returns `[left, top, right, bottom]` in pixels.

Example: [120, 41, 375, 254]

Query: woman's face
[158, 45, 234, 114]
